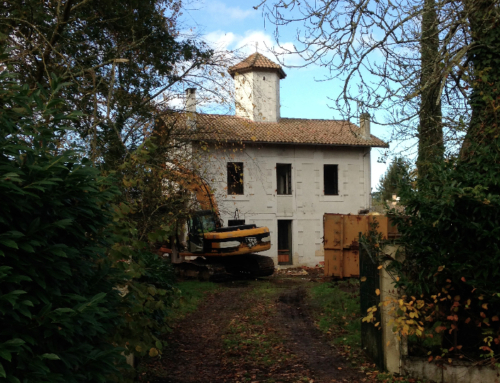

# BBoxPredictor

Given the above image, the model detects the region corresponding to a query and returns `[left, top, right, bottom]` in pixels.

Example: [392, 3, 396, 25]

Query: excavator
[159, 165, 275, 281]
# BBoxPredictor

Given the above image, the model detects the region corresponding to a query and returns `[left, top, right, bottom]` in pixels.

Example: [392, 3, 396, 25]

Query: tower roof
[228, 52, 287, 79]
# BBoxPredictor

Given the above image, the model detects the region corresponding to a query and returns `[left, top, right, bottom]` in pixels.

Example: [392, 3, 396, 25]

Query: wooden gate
[323, 214, 397, 278]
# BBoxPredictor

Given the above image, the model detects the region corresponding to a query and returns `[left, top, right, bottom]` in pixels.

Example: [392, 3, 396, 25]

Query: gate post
[379, 244, 406, 374]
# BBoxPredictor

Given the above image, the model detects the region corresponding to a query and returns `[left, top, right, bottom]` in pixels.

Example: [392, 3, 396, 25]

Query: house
[181, 53, 387, 267]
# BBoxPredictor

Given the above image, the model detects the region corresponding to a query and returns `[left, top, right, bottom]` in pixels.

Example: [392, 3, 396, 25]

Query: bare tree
[256, 0, 478, 161]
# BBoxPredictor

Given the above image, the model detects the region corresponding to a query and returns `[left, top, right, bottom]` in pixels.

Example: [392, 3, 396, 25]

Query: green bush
[389, 136, 500, 357]
[0, 72, 127, 381]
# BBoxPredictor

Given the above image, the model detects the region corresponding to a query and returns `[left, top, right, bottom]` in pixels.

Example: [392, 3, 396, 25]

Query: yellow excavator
[159, 165, 275, 280]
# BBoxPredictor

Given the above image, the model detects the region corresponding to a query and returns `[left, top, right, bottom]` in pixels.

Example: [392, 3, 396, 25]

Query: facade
[186, 53, 387, 267]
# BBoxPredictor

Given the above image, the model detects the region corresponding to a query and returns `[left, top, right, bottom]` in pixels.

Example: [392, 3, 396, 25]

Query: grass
[310, 279, 433, 382]
[169, 280, 221, 322]
[310, 279, 362, 349]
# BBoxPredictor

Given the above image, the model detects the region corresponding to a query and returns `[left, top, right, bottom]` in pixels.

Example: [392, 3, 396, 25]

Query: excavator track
[174, 258, 231, 282]
[173, 254, 275, 281]
[222, 254, 275, 278]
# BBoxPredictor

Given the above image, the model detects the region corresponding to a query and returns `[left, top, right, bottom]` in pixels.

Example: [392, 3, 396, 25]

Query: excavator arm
[168, 163, 222, 228]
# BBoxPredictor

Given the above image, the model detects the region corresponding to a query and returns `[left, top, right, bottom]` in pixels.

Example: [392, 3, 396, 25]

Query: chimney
[360, 112, 371, 139]
[185, 88, 196, 112]
[185, 88, 196, 129]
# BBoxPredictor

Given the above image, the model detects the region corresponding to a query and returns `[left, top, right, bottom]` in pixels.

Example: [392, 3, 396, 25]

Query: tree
[1, 0, 232, 166]
[1, 0, 242, 266]
[260, 0, 500, 358]
[373, 0, 500, 358]
[418, 0, 444, 179]
[256, 0, 475, 158]
[374, 157, 408, 204]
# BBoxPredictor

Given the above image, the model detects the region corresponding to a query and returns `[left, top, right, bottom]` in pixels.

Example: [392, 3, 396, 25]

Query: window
[276, 163, 292, 195]
[227, 162, 244, 195]
[324, 165, 339, 195]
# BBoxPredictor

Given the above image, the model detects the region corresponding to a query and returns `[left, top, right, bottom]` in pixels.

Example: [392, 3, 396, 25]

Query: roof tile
[166, 113, 388, 148]
[228, 53, 286, 79]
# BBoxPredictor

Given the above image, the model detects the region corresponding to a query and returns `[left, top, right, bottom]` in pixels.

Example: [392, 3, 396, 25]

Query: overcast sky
[180, 0, 391, 191]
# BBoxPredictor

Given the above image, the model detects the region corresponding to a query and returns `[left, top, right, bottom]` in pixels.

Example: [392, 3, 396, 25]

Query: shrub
[0, 72, 126, 381]
[387, 136, 500, 358]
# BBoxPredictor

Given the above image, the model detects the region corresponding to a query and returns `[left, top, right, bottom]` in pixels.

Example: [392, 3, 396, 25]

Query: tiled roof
[228, 53, 287, 79]
[165, 113, 388, 148]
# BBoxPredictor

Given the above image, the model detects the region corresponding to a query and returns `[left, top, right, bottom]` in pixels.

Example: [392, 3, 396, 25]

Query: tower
[228, 53, 286, 123]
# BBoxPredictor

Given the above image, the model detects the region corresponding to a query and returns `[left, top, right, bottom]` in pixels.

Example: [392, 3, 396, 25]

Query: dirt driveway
[139, 279, 376, 383]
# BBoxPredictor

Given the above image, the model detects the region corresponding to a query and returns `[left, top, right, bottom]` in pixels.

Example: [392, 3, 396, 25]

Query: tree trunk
[460, 0, 500, 159]
[418, 0, 444, 180]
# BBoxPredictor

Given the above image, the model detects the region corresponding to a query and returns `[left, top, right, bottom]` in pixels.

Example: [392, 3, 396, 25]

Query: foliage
[1, 0, 218, 165]
[374, 158, 409, 207]
[0, 72, 127, 381]
[109, 200, 178, 360]
[368, 130, 500, 360]
[361, 1, 500, 361]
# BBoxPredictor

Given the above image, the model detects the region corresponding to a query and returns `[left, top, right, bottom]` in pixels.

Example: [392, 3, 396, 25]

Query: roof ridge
[249, 52, 259, 66]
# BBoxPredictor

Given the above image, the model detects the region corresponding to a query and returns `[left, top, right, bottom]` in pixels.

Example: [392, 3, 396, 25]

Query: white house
[182, 53, 387, 267]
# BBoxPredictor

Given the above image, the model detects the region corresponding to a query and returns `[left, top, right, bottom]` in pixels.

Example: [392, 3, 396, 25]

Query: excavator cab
[188, 210, 217, 253]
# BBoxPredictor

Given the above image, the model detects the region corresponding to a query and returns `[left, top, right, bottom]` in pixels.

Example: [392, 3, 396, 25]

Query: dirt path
[142, 283, 254, 382]
[277, 287, 368, 382]
[140, 281, 373, 383]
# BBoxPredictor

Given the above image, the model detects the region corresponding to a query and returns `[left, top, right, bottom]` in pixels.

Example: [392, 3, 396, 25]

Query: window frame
[276, 163, 292, 195]
[227, 162, 244, 195]
[323, 164, 339, 196]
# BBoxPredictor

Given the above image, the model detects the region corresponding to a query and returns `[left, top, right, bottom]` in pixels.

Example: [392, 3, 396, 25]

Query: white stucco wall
[195, 143, 372, 267]
[234, 71, 280, 122]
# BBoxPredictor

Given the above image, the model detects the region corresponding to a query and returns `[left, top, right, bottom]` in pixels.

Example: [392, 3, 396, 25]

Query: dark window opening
[227, 162, 244, 195]
[276, 164, 292, 195]
[324, 164, 339, 195]
[228, 219, 245, 226]
[278, 220, 293, 265]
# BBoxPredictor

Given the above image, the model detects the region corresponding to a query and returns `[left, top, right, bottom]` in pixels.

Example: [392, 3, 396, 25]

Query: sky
[180, 0, 391, 191]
